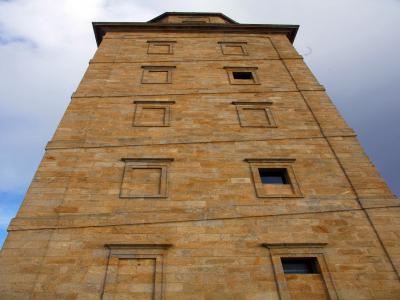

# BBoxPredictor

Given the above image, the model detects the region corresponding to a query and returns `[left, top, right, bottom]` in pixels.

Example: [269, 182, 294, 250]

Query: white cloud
[0, 0, 158, 192]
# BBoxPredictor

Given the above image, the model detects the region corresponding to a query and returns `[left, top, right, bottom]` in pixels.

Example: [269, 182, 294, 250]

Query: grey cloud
[0, 34, 36, 47]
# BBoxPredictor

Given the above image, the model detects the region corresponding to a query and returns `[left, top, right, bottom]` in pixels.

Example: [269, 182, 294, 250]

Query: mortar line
[71, 89, 325, 99]
[46, 134, 357, 151]
[9, 204, 400, 232]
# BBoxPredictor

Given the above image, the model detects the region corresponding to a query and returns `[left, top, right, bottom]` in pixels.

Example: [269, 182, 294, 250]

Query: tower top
[92, 12, 299, 46]
[148, 12, 238, 24]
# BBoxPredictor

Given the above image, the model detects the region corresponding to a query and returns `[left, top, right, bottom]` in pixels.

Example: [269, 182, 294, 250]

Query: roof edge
[92, 22, 299, 46]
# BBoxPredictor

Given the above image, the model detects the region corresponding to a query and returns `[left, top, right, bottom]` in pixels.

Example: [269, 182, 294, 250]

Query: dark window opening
[259, 168, 288, 184]
[233, 71, 253, 80]
[281, 257, 320, 274]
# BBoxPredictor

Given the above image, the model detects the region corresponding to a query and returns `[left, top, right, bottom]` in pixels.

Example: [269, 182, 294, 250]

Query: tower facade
[1, 12, 399, 299]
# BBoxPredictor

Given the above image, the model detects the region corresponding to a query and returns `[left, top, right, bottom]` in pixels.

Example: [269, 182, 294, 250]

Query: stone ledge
[90, 57, 284, 64]
[359, 197, 400, 209]
[261, 242, 328, 249]
[7, 202, 364, 232]
[46, 134, 328, 150]
[105, 243, 173, 249]
[298, 85, 326, 91]
[322, 128, 356, 137]
[71, 89, 302, 98]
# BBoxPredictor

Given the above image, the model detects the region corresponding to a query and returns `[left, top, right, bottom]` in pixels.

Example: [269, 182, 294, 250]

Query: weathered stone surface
[1, 12, 399, 300]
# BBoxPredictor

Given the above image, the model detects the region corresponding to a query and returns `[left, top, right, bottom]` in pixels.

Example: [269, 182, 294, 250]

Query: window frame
[147, 40, 176, 55]
[224, 67, 260, 85]
[262, 243, 338, 300]
[133, 100, 175, 127]
[218, 41, 248, 56]
[103, 244, 172, 300]
[245, 158, 302, 198]
[120, 158, 173, 198]
[141, 66, 176, 84]
[232, 101, 277, 128]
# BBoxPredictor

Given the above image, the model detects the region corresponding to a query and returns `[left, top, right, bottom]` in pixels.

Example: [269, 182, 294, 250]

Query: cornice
[92, 22, 299, 46]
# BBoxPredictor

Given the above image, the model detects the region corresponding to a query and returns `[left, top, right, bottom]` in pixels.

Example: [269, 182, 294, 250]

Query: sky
[0, 0, 399, 247]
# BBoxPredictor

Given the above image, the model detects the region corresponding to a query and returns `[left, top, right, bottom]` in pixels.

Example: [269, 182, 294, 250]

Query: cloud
[0, 0, 162, 192]
[0, 32, 36, 47]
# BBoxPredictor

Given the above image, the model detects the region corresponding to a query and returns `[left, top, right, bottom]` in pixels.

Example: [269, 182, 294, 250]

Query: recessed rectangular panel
[224, 45, 245, 55]
[121, 168, 162, 197]
[133, 102, 172, 127]
[139, 108, 166, 126]
[114, 258, 156, 300]
[220, 42, 248, 55]
[141, 66, 174, 84]
[241, 108, 270, 126]
[148, 44, 171, 54]
[146, 70, 169, 83]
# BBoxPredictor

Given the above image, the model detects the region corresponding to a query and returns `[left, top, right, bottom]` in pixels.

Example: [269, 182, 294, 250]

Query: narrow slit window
[281, 257, 320, 274]
[259, 168, 288, 184]
[233, 71, 253, 80]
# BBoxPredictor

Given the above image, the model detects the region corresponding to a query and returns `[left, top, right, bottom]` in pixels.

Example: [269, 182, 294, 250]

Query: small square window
[262, 243, 339, 300]
[233, 72, 253, 80]
[219, 42, 248, 56]
[245, 158, 302, 198]
[141, 66, 175, 84]
[224, 67, 259, 85]
[147, 41, 176, 55]
[281, 257, 320, 274]
[233, 101, 277, 128]
[259, 168, 288, 184]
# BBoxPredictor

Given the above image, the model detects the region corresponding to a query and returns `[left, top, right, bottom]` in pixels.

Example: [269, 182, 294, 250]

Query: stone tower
[1, 12, 399, 299]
